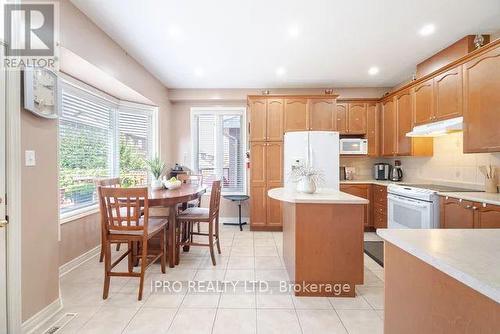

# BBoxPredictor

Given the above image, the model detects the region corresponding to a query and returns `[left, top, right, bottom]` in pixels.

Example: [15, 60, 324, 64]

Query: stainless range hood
[406, 117, 463, 137]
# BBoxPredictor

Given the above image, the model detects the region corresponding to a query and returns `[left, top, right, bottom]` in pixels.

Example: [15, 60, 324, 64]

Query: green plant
[144, 156, 165, 180]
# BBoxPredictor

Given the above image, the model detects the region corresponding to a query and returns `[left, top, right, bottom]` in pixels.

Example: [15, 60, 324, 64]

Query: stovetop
[400, 184, 478, 192]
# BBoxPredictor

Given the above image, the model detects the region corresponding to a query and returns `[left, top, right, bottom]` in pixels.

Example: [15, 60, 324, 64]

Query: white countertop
[340, 179, 397, 186]
[267, 187, 369, 204]
[439, 192, 500, 206]
[377, 229, 500, 303]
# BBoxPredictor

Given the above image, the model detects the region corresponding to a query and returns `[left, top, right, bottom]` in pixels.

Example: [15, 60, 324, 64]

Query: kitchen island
[268, 188, 369, 297]
[377, 229, 500, 333]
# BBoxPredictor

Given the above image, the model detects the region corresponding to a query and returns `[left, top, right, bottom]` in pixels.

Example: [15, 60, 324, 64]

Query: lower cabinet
[372, 185, 388, 229]
[340, 184, 373, 229]
[440, 196, 500, 228]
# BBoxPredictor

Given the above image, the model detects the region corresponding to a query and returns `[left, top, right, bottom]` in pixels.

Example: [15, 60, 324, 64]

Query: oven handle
[388, 194, 430, 208]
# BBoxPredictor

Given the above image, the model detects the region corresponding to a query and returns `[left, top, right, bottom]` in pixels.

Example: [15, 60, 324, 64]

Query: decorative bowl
[163, 180, 182, 190]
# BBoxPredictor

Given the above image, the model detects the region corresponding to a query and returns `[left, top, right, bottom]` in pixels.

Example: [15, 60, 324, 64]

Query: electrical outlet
[25, 150, 36, 167]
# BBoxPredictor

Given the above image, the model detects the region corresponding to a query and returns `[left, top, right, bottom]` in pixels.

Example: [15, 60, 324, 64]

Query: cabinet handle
[465, 205, 472, 209]
[472, 206, 478, 210]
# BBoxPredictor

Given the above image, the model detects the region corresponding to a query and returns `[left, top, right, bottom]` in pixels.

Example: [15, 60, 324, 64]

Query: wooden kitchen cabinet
[440, 196, 475, 229]
[308, 98, 335, 131]
[381, 98, 396, 156]
[335, 103, 348, 134]
[347, 103, 367, 134]
[412, 78, 434, 126]
[463, 46, 500, 153]
[284, 98, 308, 132]
[366, 103, 379, 157]
[475, 203, 500, 228]
[248, 97, 283, 142]
[372, 185, 387, 229]
[266, 142, 283, 227]
[395, 90, 413, 156]
[433, 65, 463, 121]
[340, 184, 372, 228]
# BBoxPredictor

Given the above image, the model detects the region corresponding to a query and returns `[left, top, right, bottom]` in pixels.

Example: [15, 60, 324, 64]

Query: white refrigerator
[284, 131, 340, 190]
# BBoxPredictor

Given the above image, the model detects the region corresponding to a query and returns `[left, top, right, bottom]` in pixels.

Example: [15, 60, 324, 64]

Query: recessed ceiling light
[288, 25, 300, 38]
[419, 24, 435, 36]
[194, 68, 204, 77]
[276, 67, 286, 76]
[368, 67, 379, 75]
[167, 25, 182, 39]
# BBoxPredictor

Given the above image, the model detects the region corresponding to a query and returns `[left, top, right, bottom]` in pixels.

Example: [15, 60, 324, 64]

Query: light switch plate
[25, 150, 36, 167]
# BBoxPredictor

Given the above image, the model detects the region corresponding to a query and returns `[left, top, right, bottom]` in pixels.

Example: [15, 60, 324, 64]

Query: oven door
[388, 194, 433, 229]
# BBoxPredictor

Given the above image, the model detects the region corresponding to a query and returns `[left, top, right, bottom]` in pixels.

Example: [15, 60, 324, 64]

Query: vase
[151, 178, 163, 189]
[297, 176, 317, 194]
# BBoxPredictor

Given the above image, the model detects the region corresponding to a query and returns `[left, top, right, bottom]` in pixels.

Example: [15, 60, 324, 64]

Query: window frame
[58, 78, 158, 223]
[190, 107, 247, 195]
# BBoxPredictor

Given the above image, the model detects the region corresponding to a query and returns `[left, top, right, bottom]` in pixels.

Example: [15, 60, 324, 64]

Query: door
[388, 194, 433, 229]
[348, 103, 367, 134]
[266, 99, 284, 141]
[440, 197, 475, 228]
[283, 132, 308, 189]
[248, 98, 267, 141]
[309, 99, 335, 131]
[0, 42, 7, 333]
[366, 103, 379, 157]
[463, 47, 500, 153]
[335, 103, 348, 134]
[475, 203, 500, 228]
[381, 99, 395, 156]
[266, 142, 283, 227]
[284, 98, 308, 132]
[433, 65, 463, 121]
[250, 142, 267, 227]
[395, 90, 412, 155]
[413, 78, 434, 125]
[309, 132, 339, 189]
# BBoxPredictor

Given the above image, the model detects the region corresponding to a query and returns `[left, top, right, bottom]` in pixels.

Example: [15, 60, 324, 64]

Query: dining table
[147, 183, 207, 267]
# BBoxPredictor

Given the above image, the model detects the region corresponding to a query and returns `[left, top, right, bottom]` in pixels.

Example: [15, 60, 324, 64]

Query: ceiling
[70, 0, 500, 89]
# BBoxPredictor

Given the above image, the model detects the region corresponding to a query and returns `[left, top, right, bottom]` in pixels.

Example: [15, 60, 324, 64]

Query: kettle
[389, 160, 403, 182]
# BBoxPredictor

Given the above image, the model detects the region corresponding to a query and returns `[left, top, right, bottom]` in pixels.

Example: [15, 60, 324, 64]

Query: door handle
[0, 220, 7, 228]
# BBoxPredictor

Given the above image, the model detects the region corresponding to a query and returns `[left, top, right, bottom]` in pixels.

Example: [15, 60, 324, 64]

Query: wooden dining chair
[96, 177, 125, 262]
[99, 186, 167, 300]
[177, 180, 222, 265]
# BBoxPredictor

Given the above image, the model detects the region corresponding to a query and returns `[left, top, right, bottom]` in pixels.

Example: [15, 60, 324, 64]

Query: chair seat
[177, 207, 209, 221]
[110, 217, 167, 237]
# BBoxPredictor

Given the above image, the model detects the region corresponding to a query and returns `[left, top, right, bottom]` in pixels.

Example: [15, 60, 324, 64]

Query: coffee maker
[373, 163, 391, 180]
[389, 160, 403, 182]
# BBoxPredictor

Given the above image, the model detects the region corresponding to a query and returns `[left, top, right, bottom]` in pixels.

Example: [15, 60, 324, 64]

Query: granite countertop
[267, 187, 369, 204]
[439, 192, 500, 206]
[377, 229, 500, 303]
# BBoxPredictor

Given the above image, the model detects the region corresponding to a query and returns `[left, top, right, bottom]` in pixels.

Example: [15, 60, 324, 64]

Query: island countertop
[268, 187, 369, 204]
[377, 228, 500, 303]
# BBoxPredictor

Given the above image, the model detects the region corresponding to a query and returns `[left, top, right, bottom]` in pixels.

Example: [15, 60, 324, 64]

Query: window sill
[60, 205, 100, 225]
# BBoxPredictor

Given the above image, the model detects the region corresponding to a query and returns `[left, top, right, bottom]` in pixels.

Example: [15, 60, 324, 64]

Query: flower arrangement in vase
[145, 156, 166, 189]
[289, 164, 324, 194]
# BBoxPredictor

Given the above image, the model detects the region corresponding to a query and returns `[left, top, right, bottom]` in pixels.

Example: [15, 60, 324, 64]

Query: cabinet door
[366, 103, 379, 157]
[340, 184, 371, 227]
[373, 204, 387, 229]
[395, 90, 412, 156]
[248, 98, 267, 141]
[475, 203, 500, 228]
[266, 142, 283, 227]
[267, 99, 284, 141]
[381, 99, 396, 156]
[309, 99, 335, 131]
[440, 197, 474, 228]
[433, 65, 463, 121]
[463, 47, 500, 153]
[284, 99, 308, 132]
[250, 142, 267, 227]
[335, 103, 348, 134]
[413, 79, 434, 126]
[348, 103, 367, 134]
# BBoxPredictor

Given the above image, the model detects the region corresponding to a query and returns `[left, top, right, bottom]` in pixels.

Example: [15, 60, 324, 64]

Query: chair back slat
[209, 180, 222, 220]
[98, 187, 149, 233]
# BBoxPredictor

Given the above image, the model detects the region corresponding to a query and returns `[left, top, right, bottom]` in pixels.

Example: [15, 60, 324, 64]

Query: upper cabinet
[347, 103, 367, 134]
[463, 46, 500, 153]
[433, 65, 463, 121]
[248, 97, 283, 142]
[412, 78, 434, 126]
[395, 90, 413, 156]
[284, 98, 309, 132]
[381, 99, 396, 156]
[335, 103, 348, 134]
[309, 99, 335, 131]
[366, 103, 379, 157]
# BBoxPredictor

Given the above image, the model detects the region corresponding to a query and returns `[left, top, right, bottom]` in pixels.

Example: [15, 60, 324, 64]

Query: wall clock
[24, 67, 58, 119]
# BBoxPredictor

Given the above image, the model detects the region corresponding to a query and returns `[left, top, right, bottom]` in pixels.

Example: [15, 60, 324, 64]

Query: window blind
[193, 110, 245, 193]
[59, 90, 114, 214]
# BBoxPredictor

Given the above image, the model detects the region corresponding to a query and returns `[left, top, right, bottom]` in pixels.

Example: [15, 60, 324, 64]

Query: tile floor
[38, 226, 384, 334]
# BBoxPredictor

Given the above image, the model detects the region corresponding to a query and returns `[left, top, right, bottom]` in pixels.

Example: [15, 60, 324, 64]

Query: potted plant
[289, 164, 324, 194]
[145, 156, 166, 189]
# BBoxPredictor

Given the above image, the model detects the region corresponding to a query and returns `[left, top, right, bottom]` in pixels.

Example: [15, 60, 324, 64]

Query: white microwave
[340, 138, 368, 155]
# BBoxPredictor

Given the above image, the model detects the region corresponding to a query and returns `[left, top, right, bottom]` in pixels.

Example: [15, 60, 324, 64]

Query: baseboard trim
[59, 245, 100, 277]
[21, 297, 62, 334]
[250, 225, 283, 232]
